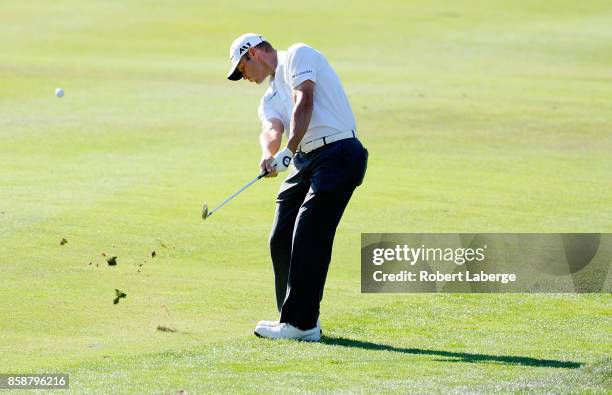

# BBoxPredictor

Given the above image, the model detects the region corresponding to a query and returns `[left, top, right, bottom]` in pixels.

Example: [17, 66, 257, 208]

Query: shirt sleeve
[258, 87, 285, 127]
[286, 44, 320, 88]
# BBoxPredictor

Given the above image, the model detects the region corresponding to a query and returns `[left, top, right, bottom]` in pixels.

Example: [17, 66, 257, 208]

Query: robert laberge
[372, 270, 516, 284]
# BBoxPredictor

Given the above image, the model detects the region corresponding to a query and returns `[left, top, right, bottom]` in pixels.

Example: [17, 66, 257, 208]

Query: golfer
[226, 33, 368, 341]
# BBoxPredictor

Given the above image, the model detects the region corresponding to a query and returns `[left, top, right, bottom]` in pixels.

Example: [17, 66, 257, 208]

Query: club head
[201, 202, 209, 220]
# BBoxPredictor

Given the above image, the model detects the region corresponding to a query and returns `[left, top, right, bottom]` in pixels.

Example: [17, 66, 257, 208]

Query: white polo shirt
[258, 44, 357, 148]
[258, 51, 292, 131]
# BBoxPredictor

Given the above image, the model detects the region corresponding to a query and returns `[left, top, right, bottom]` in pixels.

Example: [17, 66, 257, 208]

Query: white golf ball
[55, 88, 64, 98]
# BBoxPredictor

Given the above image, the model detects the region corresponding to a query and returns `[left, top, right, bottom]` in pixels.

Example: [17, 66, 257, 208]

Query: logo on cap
[239, 43, 252, 55]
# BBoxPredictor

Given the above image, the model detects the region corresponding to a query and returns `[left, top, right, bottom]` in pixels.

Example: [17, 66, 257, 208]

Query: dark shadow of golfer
[320, 336, 582, 369]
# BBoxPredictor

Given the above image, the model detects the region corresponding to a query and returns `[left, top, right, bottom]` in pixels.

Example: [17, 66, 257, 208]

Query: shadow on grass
[321, 336, 582, 369]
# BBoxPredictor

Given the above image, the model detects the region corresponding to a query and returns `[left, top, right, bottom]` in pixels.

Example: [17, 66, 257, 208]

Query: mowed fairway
[1, 0, 611, 393]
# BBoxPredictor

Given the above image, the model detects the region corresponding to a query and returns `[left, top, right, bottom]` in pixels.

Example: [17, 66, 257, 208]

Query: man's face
[237, 50, 267, 84]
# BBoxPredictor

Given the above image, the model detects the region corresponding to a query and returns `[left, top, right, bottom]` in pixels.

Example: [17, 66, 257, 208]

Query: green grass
[1, 0, 611, 393]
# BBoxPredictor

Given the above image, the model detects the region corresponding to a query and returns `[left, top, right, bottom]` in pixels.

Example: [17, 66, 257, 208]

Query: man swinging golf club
[227, 33, 368, 341]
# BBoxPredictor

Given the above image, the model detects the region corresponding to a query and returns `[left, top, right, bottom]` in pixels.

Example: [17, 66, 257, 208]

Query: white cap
[227, 33, 266, 81]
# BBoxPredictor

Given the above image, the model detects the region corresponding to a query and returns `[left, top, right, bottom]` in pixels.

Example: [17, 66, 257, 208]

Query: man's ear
[248, 47, 258, 60]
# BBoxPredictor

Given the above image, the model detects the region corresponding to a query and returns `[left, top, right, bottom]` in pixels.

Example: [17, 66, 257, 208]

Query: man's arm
[264, 80, 315, 174]
[259, 118, 284, 177]
[286, 80, 315, 153]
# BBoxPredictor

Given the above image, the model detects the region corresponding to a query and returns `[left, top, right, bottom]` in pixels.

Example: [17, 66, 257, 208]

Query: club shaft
[208, 172, 266, 217]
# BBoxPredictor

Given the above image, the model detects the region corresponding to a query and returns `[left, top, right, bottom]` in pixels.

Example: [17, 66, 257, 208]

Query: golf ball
[55, 88, 64, 98]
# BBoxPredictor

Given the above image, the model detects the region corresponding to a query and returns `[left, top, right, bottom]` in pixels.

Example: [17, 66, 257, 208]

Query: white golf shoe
[256, 319, 322, 335]
[254, 322, 321, 342]
[256, 320, 280, 327]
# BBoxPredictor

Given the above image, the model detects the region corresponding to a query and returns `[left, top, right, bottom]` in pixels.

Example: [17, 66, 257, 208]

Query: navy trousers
[269, 137, 368, 330]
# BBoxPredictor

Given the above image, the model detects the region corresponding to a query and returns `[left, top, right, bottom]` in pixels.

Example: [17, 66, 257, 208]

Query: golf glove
[273, 147, 294, 173]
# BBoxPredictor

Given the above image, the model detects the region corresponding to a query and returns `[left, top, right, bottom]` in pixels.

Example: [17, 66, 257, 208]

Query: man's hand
[271, 147, 294, 173]
[260, 156, 278, 177]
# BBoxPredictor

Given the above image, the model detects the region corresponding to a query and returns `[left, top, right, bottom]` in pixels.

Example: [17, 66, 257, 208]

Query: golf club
[202, 169, 269, 221]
